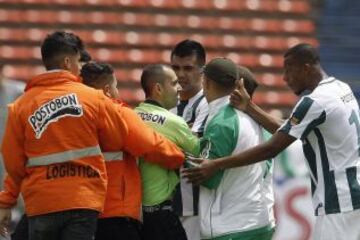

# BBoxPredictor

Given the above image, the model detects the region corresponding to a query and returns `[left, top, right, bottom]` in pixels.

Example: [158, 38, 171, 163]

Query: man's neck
[179, 87, 202, 100]
[207, 91, 230, 104]
[144, 98, 165, 109]
[308, 70, 328, 92]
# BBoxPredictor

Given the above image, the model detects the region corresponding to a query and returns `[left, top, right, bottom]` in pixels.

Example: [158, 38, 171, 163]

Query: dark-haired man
[170, 39, 208, 240]
[170, 39, 208, 136]
[135, 64, 199, 240]
[0, 49, 93, 240]
[81, 62, 142, 240]
[0, 31, 185, 240]
[185, 43, 360, 240]
[79, 49, 92, 65]
[81, 62, 119, 99]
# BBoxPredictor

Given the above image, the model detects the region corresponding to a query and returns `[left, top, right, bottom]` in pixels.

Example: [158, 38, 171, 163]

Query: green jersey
[135, 101, 199, 206]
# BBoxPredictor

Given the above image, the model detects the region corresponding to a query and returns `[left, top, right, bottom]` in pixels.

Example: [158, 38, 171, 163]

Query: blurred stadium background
[0, 0, 359, 239]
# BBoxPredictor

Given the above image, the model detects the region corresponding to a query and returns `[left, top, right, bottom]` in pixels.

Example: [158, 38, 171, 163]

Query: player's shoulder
[207, 105, 238, 130]
[166, 109, 189, 127]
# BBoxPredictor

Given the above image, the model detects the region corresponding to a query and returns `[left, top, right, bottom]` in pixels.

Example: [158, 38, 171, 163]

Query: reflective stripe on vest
[27, 145, 102, 167]
[103, 151, 124, 162]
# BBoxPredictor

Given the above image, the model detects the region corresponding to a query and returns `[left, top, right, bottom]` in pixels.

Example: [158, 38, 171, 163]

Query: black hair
[284, 43, 320, 65]
[171, 39, 206, 66]
[237, 66, 258, 97]
[203, 58, 238, 91]
[80, 50, 92, 63]
[140, 64, 169, 97]
[41, 31, 83, 70]
[81, 62, 114, 88]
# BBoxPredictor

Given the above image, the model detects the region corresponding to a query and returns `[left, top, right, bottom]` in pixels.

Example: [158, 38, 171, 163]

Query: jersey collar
[207, 95, 230, 123]
[144, 99, 164, 108]
[318, 77, 336, 86]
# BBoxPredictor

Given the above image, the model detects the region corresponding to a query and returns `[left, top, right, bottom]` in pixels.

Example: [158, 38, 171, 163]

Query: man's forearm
[214, 143, 278, 170]
[246, 101, 284, 134]
[214, 132, 295, 170]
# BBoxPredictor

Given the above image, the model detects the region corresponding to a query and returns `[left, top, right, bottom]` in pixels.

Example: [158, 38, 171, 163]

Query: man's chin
[178, 89, 187, 94]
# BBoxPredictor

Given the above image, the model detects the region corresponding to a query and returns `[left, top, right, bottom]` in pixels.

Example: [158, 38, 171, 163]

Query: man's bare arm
[230, 79, 284, 134]
[183, 132, 295, 185]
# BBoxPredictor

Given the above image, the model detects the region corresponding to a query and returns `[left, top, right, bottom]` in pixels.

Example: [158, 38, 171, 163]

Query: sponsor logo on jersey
[137, 112, 166, 125]
[341, 92, 355, 103]
[200, 139, 211, 159]
[290, 116, 300, 126]
[29, 93, 83, 139]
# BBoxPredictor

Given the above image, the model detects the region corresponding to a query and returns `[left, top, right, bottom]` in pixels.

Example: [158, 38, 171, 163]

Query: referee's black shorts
[142, 200, 187, 240]
[95, 217, 143, 240]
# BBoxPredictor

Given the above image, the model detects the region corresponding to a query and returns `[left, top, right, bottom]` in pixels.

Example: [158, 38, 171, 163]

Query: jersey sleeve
[278, 96, 326, 140]
[200, 116, 238, 189]
[98, 96, 184, 170]
[171, 119, 200, 157]
[191, 98, 209, 134]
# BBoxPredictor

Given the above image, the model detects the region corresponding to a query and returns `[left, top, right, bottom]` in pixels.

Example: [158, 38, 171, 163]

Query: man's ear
[304, 63, 313, 73]
[63, 56, 72, 71]
[103, 84, 112, 98]
[154, 82, 162, 95]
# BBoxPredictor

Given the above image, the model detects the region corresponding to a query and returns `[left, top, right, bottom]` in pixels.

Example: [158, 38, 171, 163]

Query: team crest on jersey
[200, 140, 211, 159]
[28, 93, 83, 139]
[290, 116, 300, 126]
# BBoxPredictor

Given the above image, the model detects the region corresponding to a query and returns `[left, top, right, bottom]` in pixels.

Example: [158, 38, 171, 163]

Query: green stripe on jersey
[200, 105, 239, 189]
[303, 138, 318, 196]
[346, 166, 360, 210]
[208, 225, 274, 240]
[280, 97, 314, 134]
[314, 129, 340, 214]
[301, 111, 326, 140]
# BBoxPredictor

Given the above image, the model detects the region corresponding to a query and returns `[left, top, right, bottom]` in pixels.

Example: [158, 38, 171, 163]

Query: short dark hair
[81, 62, 114, 88]
[284, 43, 320, 65]
[140, 64, 169, 97]
[171, 39, 206, 66]
[203, 58, 238, 90]
[237, 66, 258, 97]
[80, 50, 92, 63]
[41, 31, 82, 70]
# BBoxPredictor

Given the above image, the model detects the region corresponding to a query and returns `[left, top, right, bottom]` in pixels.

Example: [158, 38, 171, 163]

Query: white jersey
[171, 89, 209, 217]
[171, 89, 209, 135]
[199, 96, 274, 239]
[279, 77, 360, 216]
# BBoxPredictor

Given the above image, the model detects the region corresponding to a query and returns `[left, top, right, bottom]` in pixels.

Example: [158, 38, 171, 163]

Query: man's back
[5, 70, 121, 216]
[280, 77, 360, 216]
[2, 70, 185, 217]
[199, 99, 274, 239]
[135, 101, 199, 206]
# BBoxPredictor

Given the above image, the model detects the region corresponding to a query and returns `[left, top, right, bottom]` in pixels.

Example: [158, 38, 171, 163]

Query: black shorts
[142, 201, 187, 240]
[95, 217, 143, 240]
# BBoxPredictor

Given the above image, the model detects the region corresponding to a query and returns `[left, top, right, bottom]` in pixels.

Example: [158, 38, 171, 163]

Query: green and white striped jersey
[279, 77, 360, 216]
[199, 96, 274, 240]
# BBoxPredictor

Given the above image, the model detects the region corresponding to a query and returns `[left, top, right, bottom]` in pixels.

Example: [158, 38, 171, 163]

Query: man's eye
[171, 65, 180, 71]
[183, 66, 195, 71]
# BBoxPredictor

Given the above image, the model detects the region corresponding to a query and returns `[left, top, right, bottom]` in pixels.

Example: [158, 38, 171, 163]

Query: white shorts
[180, 216, 200, 240]
[313, 209, 360, 240]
